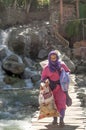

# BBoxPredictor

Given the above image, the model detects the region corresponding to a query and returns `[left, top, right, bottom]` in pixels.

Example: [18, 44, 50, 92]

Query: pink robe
[41, 62, 70, 112]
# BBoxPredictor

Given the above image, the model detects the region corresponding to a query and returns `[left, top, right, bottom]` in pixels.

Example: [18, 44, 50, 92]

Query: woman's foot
[59, 120, 65, 127]
[52, 117, 58, 125]
[52, 120, 58, 125]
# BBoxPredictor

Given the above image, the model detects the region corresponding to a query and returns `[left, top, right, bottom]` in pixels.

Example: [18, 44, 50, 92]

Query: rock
[3, 76, 21, 84]
[76, 66, 86, 74]
[73, 40, 86, 60]
[73, 47, 86, 59]
[22, 68, 35, 79]
[83, 96, 86, 107]
[2, 55, 25, 75]
[73, 40, 86, 48]
[62, 55, 75, 73]
[77, 92, 86, 99]
[29, 33, 41, 59]
[31, 73, 41, 83]
[84, 76, 86, 85]
[3, 61, 25, 74]
[8, 39, 25, 55]
[23, 57, 34, 68]
[38, 49, 48, 59]
[4, 54, 19, 62]
[25, 79, 33, 89]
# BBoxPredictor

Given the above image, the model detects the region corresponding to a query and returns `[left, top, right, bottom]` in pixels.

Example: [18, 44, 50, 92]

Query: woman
[41, 50, 70, 126]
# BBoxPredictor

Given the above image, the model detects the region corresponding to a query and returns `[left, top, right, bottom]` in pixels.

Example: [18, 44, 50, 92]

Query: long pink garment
[41, 62, 70, 112]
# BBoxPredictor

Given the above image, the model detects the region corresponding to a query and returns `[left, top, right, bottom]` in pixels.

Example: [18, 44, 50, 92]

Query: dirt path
[31, 74, 86, 130]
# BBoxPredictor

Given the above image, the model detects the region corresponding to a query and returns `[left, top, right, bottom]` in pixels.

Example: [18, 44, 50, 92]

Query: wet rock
[4, 54, 19, 62]
[22, 67, 41, 79]
[23, 57, 34, 68]
[3, 76, 21, 84]
[0, 112, 14, 119]
[25, 79, 33, 89]
[2, 61, 25, 74]
[31, 73, 41, 83]
[2, 54, 25, 75]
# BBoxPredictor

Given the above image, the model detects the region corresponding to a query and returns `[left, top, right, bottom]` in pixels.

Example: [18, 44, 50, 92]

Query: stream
[0, 26, 40, 130]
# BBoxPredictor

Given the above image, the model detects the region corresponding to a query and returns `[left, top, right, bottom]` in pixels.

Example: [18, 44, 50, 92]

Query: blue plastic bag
[60, 69, 70, 91]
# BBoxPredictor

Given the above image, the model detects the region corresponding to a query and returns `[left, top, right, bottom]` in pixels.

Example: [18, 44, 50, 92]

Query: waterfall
[0, 29, 9, 45]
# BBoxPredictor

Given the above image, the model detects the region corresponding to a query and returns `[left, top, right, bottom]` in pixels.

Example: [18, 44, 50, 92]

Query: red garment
[52, 85, 66, 112]
[41, 62, 70, 112]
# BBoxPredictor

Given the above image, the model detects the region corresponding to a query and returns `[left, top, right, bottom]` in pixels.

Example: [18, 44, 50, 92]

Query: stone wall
[0, 7, 49, 28]
[0, 7, 27, 28]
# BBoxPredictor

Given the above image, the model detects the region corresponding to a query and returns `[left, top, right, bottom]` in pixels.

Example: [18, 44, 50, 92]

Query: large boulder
[3, 61, 25, 74]
[2, 55, 25, 75]
[8, 39, 25, 55]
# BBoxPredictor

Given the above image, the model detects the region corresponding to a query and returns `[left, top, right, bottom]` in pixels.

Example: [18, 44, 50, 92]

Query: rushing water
[0, 27, 38, 130]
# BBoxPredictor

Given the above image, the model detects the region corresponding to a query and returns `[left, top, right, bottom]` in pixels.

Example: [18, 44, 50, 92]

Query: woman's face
[50, 54, 57, 62]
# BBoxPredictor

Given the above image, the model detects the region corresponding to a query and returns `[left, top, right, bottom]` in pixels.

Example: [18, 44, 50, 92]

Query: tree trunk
[76, 0, 79, 18]
[60, 0, 63, 24]
[13, 0, 17, 9]
[24, 0, 27, 10]
[26, 0, 32, 14]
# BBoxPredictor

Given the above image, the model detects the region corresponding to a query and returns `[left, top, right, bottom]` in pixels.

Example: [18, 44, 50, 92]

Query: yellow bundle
[38, 79, 60, 120]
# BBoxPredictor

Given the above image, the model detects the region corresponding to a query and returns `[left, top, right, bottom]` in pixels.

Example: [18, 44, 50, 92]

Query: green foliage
[38, 0, 49, 6]
[79, 3, 86, 18]
[0, 0, 50, 8]
[65, 20, 81, 38]
[31, 0, 49, 9]
[31, 0, 39, 9]
[0, 0, 14, 6]
[65, 2, 86, 38]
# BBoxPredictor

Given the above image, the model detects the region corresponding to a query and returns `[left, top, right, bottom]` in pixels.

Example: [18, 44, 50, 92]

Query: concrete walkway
[31, 75, 86, 130]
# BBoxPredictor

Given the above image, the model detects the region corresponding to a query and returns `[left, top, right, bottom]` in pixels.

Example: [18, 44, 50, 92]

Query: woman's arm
[61, 62, 71, 73]
[41, 66, 48, 81]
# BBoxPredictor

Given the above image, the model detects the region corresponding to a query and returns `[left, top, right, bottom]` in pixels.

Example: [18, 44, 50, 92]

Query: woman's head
[48, 50, 61, 72]
[48, 50, 59, 63]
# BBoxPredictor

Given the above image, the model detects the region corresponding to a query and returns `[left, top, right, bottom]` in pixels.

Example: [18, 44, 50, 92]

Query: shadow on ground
[40, 124, 80, 130]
